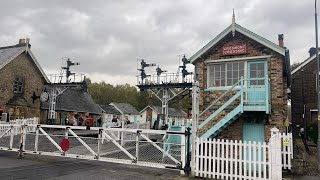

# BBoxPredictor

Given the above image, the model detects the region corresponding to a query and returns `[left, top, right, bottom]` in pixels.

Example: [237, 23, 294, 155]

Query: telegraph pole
[315, 0, 320, 171]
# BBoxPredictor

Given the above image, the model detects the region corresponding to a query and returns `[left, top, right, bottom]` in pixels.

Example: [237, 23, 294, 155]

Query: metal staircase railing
[201, 105, 242, 138]
[198, 76, 270, 139]
[199, 77, 243, 117]
[199, 77, 244, 129]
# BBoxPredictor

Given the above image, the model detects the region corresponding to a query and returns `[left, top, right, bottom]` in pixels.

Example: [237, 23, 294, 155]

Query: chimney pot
[278, 34, 284, 48]
[26, 38, 30, 45]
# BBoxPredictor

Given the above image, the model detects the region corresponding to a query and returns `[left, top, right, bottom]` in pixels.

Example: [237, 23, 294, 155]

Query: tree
[88, 82, 149, 111]
[88, 81, 191, 113]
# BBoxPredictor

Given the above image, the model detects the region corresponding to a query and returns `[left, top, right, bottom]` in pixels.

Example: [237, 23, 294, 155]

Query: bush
[307, 123, 318, 144]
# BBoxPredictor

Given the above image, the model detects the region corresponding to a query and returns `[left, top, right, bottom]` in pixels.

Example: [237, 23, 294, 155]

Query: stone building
[0, 39, 49, 121]
[190, 19, 290, 142]
[291, 48, 319, 132]
[40, 83, 103, 125]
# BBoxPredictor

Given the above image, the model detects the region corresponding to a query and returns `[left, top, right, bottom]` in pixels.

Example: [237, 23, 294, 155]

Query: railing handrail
[199, 77, 243, 117]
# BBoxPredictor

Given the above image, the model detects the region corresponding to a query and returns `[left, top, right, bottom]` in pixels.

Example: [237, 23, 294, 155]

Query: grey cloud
[0, 0, 316, 84]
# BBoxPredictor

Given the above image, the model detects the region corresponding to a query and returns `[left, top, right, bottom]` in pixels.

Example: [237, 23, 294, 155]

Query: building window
[208, 61, 244, 87]
[13, 77, 23, 94]
[248, 62, 265, 85]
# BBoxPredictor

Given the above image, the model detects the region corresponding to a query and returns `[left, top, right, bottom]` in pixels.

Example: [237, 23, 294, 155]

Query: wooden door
[243, 123, 265, 171]
[247, 61, 267, 105]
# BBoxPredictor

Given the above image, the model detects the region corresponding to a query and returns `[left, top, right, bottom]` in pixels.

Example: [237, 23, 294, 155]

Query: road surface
[0, 151, 188, 180]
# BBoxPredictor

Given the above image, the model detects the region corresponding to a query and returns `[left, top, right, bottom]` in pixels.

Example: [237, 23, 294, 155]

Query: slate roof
[291, 52, 318, 75]
[141, 105, 187, 118]
[41, 85, 103, 114]
[110, 103, 140, 115]
[0, 44, 49, 83]
[0, 45, 25, 66]
[99, 104, 121, 115]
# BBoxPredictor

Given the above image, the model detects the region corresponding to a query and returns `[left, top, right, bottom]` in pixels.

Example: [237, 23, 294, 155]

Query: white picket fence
[194, 129, 288, 180]
[281, 132, 293, 169]
[195, 138, 272, 179]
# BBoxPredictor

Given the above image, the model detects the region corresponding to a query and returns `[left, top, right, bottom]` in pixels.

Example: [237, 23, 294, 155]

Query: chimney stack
[18, 38, 31, 48]
[18, 39, 26, 45]
[278, 34, 284, 48]
[309, 47, 320, 57]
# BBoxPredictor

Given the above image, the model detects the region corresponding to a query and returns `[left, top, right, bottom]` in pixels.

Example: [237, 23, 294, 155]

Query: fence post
[121, 121, 125, 146]
[34, 125, 39, 153]
[270, 127, 282, 180]
[191, 81, 199, 177]
[18, 125, 25, 158]
[181, 126, 186, 175]
[135, 130, 140, 163]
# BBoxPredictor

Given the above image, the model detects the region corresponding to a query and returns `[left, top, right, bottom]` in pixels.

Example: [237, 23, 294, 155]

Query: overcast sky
[0, 0, 316, 85]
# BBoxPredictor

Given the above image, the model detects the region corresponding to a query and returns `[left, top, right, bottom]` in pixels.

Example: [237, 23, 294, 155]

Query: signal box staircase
[199, 76, 271, 139]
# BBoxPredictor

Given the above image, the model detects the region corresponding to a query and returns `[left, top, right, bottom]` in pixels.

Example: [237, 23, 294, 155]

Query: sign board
[222, 44, 247, 55]
[283, 138, 289, 147]
[60, 138, 70, 152]
[284, 121, 289, 127]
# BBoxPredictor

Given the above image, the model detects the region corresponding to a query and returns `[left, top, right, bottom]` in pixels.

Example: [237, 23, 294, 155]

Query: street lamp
[314, 0, 320, 171]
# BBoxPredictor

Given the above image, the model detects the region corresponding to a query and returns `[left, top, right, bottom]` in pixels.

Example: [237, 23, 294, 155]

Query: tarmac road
[0, 151, 188, 180]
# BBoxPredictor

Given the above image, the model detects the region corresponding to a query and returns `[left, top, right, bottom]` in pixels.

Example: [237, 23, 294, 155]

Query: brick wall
[291, 58, 317, 127]
[0, 52, 46, 119]
[194, 32, 287, 141]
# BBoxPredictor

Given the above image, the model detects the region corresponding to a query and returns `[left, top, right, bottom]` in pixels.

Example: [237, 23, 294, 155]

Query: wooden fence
[281, 132, 293, 169]
[194, 128, 288, 180]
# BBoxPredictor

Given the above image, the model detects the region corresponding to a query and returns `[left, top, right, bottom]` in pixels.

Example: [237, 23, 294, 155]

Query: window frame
[207, 61, 245, 89]
[13, 77, 24, 94]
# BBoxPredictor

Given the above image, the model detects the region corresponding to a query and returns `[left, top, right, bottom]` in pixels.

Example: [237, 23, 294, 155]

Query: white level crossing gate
[0, 123, 187, 171]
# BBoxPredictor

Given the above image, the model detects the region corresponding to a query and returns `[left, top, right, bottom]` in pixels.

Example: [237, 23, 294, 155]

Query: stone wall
[0, 52, 46, 119]
[195, 32, 287, 141]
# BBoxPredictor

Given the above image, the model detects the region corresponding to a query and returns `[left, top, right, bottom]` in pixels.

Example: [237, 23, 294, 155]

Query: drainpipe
[301, 69, 307, 140]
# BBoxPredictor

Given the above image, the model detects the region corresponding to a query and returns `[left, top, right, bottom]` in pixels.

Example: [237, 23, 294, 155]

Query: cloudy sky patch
[0, 0, 315, 85]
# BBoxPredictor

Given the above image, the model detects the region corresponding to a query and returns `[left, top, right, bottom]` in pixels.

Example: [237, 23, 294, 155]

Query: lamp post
[315, 0, 320, 171]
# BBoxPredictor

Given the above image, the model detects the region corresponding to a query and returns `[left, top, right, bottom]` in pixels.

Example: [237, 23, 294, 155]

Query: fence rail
[0, 123, 187, 171]
[0, 118, 38, 136]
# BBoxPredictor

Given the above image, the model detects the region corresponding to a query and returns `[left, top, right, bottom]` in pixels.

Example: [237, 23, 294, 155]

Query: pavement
[0, 151, 189, 180]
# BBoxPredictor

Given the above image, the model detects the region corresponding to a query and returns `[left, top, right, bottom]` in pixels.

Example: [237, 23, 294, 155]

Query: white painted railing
[194, 128, 283, 180]
[0, 124, 185, 171]
[0, 118, 39, 136]
[125, 122, 150, 129]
